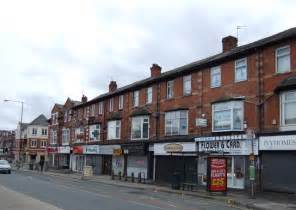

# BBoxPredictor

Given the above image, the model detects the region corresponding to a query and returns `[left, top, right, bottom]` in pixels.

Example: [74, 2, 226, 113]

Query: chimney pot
[150, 64, 162, 77]
[109, 81, 117, 92]
[222, 36, 238, 52]
[81, 95, 88, 103]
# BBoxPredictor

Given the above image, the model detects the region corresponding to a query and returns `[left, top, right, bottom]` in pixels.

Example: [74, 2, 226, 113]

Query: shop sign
[58, 146, 70, 154]
[73, 146, 83, 154]
[259, 135, 296, 150]
[100, 145, 121, 155]
[113, 148, 123, 156]
[199, 139, 258, 155]
[164, 143, 183, 153]
[83, 145, 99, 154]
[195, 134, 247, 142]
[47, 147, 58, 154]
[208, 157, 227, 192]
[121, 143, 147, 155]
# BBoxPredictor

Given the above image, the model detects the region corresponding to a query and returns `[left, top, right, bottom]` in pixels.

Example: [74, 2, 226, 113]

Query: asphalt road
[0, 171, 240, 210]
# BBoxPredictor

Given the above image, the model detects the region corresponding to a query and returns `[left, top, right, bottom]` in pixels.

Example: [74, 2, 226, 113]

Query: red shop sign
[208, 157, 227, 192]
[47, 147, 58, 154]
[73, 146, 83, 154]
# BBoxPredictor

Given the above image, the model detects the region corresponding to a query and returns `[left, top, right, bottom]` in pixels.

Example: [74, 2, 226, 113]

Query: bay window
[89, 124, 100, 141]
[131, 116, 149, 140]
[212, 101, 244, 132]
[165, 110, 188, 136]
[107, 120, 121, 140]
[280, 91, 296, 129]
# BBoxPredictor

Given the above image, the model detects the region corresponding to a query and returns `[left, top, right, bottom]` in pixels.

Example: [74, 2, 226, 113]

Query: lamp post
[4, 99, 24, 162]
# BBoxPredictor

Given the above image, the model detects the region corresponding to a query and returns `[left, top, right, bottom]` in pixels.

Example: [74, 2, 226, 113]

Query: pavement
[2, 169, 296, 210]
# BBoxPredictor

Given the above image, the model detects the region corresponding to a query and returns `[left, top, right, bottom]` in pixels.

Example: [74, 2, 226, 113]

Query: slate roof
[74, 27, 296, 108]
[29, 114, 48, 126]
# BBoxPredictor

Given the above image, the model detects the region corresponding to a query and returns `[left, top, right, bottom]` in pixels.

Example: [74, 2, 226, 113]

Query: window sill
[131, 138, 149, 141]
[234, 79, 248, 84]
[279, 125, 296, 131]
[273, 71, 291, 76]
[210, 85, 221, 89]
[182, 93, 192, 97]
[212, 130, 244, 133]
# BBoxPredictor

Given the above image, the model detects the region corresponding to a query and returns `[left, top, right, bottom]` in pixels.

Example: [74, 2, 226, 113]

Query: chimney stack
[109, 81, 117, 92]
[222, 36, 238, 52]
[150, 64, 162, 78]
[81, 95, 88, 103]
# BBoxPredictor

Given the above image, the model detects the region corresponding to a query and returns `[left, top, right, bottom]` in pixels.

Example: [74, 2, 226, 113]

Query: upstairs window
[50, 130, 57, 145]
[42, 129, 47, 136]
[167, 80, 174, 99]
[30, 139, 37, 148]
[107, 120, 121, 140]
[280, 91, 296, 129]
[119, 95, 124, 110]
[211, 66, 221, 88]
[165, 110, 188, 136]
[90, 104, 95, 117]
[40, 140, 47, 148]
[133, 91, 139, 107]
[235, 58, 247, 82]
[212, 101, 244, 132]
[183, 75, 192, 95]
[99, 102, 104, 115]
[131, 116, 149, 140]
[89, 124, 100, 141]
[32, 128, 37, 136]
[109, 98, 114, 112]
[276, 46, 290, 73]
[62, 128, 70, 145]
[146, 87, 153, 104]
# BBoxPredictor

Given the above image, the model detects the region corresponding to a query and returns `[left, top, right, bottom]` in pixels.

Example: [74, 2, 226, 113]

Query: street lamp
[3, 99, 24, 162]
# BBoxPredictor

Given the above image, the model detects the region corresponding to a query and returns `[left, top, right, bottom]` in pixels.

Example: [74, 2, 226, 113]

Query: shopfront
[56, 146, 70, 169]
[195, 134, 258, 190]
[153, 142, 197, 185]
[259, 134, 296, 193]
[84, 145, 101, 175]
[100, 145, 121, 175]
[47, 147, 58, 168]
[71, 146, 84, 172]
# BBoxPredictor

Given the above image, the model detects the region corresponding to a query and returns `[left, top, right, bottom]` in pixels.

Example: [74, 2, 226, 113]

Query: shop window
[276, 45, 290, 73]
[131, 116, 149, 140]
[235, 58, 247, 82]
[89, 124, 100, 141]
[227, 156, 245, 189]
[280, 91, 296, 130]
[165, 110, 188, 136]
[107, 120, 121, 140]
[212, 101, 244, 132]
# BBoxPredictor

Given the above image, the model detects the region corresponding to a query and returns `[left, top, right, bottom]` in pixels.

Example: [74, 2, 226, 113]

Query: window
[75, 127, 84, 142]
[212, 101, 244, 132]
[85, 107, 89, 118]
[90, 104, 95, 117]
[235, 58, 247, 82]
[89, 124, 100, 141]
[183, 75, 192, 95]
[146, 87, 153, 104]
[68, 110, 72, 121]
[99, 102, 104, 115]
[131, 116, 149, 140]
[276, 46, 290, 73]
[109, 98, 114, 112]
[280, 91, 296, 129]
[119, 95, 124, 110]
[167, 80, 174, 99]
[64, 111, 68, 122]
[30, 139, 37, 148]
[40, 140, 47, 148]
[62, 128, 70, 145]
[211, 66, 221, 88]
[52, 112, 58, 125]
[42, 129, 47, 136]
[133, 91, 139, 107]
[50, 130, 57, 145]
[107, 120, 121, 140]
[165, 110, 188, 136]
[32, 128, 37, 136]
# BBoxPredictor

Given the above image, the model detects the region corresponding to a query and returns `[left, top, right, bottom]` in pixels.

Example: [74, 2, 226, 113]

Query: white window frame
[165, 110, 188, 136]
[75, 127, 84, 143]
[50, 130, 57, 145]
[109, 98, 114, 112]
[167, 80, 174, 99]
[32, 128, 37, 136]
[280, 91, 296, 131]
[90, 104, 95, 117]
[211, 66, 221, 88]
[64, 111, 68, 122]
[42, 128, 47, 136]
[133, 91, 139, 107]
[40, 140, 47, 148]
[107, 120, 121, 140]
[235, 58, 247, 82]
[276, 45, 291, 74]
[183, 75, 192, 95]
[212, 101, 244, 132]
[99, 102, 104, 115]
[30, 139, 37, 148]
[89, 124, 100, 141]
[146, 87, 153, 104]
[131, 116, 149, 140]
[62, 128, 70, 145]
[119, 95, 124, 110]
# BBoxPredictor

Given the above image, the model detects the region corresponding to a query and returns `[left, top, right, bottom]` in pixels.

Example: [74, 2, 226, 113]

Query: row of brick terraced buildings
[48, 28, 296, 193]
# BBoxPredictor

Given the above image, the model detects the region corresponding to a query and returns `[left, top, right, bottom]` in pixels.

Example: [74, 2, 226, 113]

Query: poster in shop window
[208, 157, 227, 192]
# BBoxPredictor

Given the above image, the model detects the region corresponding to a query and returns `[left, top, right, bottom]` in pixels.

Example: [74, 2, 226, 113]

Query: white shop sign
[83, 145, 100, 154]
[259, 135, 296, 151]
[154, 142, 196, 155]
[58, 146, 70, 154]
[100, 145, 121, 155]
[195, 134, 247, 142]
[198, 139, 258, 155]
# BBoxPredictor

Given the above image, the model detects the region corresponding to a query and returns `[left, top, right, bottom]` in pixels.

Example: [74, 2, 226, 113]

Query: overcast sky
[0, 0, 295, 130]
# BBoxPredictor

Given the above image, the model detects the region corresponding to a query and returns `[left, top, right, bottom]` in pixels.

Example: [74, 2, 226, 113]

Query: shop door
[227, 156, 245, 189]
[262, 151, 296, 193]
[102, 155, 112, 175]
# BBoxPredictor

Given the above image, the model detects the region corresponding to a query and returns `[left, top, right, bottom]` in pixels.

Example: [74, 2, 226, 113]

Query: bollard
[138, 172, 141, 183]
[124, 172, 128, 181]
[131, 172, 134, 182]
[118, 171, 122, 180]
[111, 170, 114, 180]
[142, 172, 146, 184]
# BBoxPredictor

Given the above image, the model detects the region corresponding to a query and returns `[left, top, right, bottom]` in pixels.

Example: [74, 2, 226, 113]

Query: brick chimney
[150, 64, 162, 78]
[222, 36, 238, 52]
[81, 95, 88, 103]
[109, 81, 117, 92]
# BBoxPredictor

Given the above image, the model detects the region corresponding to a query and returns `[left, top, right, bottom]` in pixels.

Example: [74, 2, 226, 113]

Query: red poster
[73, 146, 83, 154]
[209, 158, 227, 192]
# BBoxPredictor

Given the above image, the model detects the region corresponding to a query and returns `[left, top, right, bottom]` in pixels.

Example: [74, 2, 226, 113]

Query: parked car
[0, 160, 11, 174]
